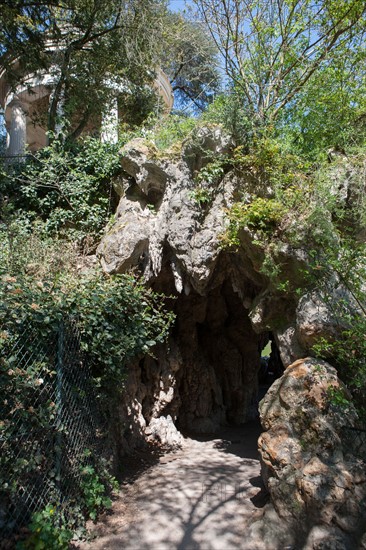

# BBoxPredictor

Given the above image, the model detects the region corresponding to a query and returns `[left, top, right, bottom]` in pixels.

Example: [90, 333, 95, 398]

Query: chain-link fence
[0, 318, 106, 537]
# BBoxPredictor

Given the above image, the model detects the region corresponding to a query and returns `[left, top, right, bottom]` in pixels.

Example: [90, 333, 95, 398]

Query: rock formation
[97, 127, 366, 546]
[97, 128, 274, 444]
[254, 357, 366, 549]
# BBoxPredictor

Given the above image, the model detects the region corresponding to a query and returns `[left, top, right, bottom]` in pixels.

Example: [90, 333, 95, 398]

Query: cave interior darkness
[151, 265, 284, 434]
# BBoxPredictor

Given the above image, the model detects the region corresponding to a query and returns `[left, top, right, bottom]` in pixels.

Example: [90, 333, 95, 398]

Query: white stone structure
[0, 65, 174, 157]
[6, 100, 27, 157]
[0, 69, 54, 156]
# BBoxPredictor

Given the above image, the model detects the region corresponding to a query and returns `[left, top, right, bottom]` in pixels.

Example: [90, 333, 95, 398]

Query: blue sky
[169, 0, 188, 13]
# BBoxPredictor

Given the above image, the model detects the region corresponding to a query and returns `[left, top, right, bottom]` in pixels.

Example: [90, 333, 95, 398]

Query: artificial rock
[258, 357, 366, 548]
[97, 127, 366, 545]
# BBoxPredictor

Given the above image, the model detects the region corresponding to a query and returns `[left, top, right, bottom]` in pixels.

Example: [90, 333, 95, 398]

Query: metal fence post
[55, 320, 64, 499]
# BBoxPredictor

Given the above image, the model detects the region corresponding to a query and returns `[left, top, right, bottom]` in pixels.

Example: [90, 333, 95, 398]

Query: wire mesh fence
[0, 154, 30, 165]
[0, 318, 106, 537]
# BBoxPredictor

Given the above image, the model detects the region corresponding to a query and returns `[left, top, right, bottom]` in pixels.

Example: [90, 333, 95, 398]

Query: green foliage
[233, 137, 310, 186]
[195, 157, 227, 185]
[0, 219, 80, 280]
[223, 140, 366, 256]
[62, 272, 175, 384]
[19, 460, 118, 548]
[80, 464, 116, 521]
[20, 505, 73, 550]
[161, 12, 221, 112]
[194, 0, 366, 126]
[1, 0, 167, 137]
[0, 268, 174, 389]
[186, 150, 233, 208]
[0, 138, 121, 249]
[219, 135, 366, 421]
[149, 115, 197, 151]
[0, 225, 174, 541]
[202, 93, 254, 146]
[112, 114, 198, 156]
[194, 2, 366, 161]
[307, 243, 366, 421]
[117, 86, 161, 129]
[326, 385, 352, 410]
[278, 45, 366, 160]
[221, 137, 313, 258]
[226, 198, 286, 241]
[189, 187, 211, 207]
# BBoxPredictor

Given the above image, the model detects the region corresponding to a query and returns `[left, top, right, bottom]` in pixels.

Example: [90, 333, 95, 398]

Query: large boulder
[257, 357, 366, 548]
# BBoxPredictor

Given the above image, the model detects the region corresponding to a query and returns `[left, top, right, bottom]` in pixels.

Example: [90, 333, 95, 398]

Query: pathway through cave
[77, 421, 268, 550]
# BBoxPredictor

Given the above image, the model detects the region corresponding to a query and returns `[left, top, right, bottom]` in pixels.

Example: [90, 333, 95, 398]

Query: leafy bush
[312, 316, 366, 424]
[116, 114, 198, 154]
[62, 271, 175, 385]
[238, 198, 284, 232]
[148, 114, 197, 151]
[20, 505, 73, 550]
[0, 220, 80, 281]
[308, 239, 366, 422]
[189, 186, 212, 207]
[202, 93, 254, 146]
[0, 138, 121, 250]
[0, 268, 174, 388]
[0, 226, 174, 542]
[80, 464, 117, 521]
[195, 156, 228, 186]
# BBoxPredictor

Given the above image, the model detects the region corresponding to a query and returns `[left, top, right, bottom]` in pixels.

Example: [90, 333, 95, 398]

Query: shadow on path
[77, 422, 267, 550]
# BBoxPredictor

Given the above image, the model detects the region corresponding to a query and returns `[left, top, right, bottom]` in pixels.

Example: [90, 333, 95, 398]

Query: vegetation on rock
[1, 0, 366, 544]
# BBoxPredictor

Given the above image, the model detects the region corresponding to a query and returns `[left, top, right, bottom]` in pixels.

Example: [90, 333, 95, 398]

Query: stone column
[47, 89, 65, 144]
[7, 99, 27, 157]
[101, 97, 119, 144]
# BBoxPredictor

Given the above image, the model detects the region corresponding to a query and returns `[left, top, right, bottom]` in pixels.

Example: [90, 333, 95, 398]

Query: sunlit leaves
[193, 0, 366, 124]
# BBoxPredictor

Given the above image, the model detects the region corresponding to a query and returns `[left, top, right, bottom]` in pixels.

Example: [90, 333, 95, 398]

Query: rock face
[257, 357, 366, 548]
[98, 134, 236, 294]
[296, 287, 359, 351]
[98, 129, 285, 445]
[97, 128, 364, 439]
[98, 128, 365, 544]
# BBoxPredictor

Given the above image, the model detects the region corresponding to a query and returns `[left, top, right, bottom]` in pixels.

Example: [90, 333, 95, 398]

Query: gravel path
[78, 421, 268, 550]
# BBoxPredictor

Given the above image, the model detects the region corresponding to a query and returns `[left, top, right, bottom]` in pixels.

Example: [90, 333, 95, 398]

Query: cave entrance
[259, 333, 284, 402]
[167, 279, 283, 434]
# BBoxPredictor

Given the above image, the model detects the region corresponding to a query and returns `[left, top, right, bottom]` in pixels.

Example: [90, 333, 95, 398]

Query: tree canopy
[0, 0, 167, 136]
[161, 12, 221, 112]
[193, 0, 366, 125]
[0, 1, 222, 137]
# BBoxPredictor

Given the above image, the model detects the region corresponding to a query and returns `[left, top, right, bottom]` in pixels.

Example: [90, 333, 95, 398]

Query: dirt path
[78, 421, 268, 550]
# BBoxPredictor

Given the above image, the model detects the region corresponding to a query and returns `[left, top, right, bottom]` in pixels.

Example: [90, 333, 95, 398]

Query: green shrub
[202, 93, 254, 146]
[149, 114, 197, 151]
[195, 157, 228, 186]
[20, 505, 73, 550]
[224, 197, 286, 248]
[62, 271, 175, 385]
[0, 229, 175, 543]
[80, 464, 117, 521]
[0, 138, 121, 250]
[189, 186, 212, 207]
[0, 267, 174, 388]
